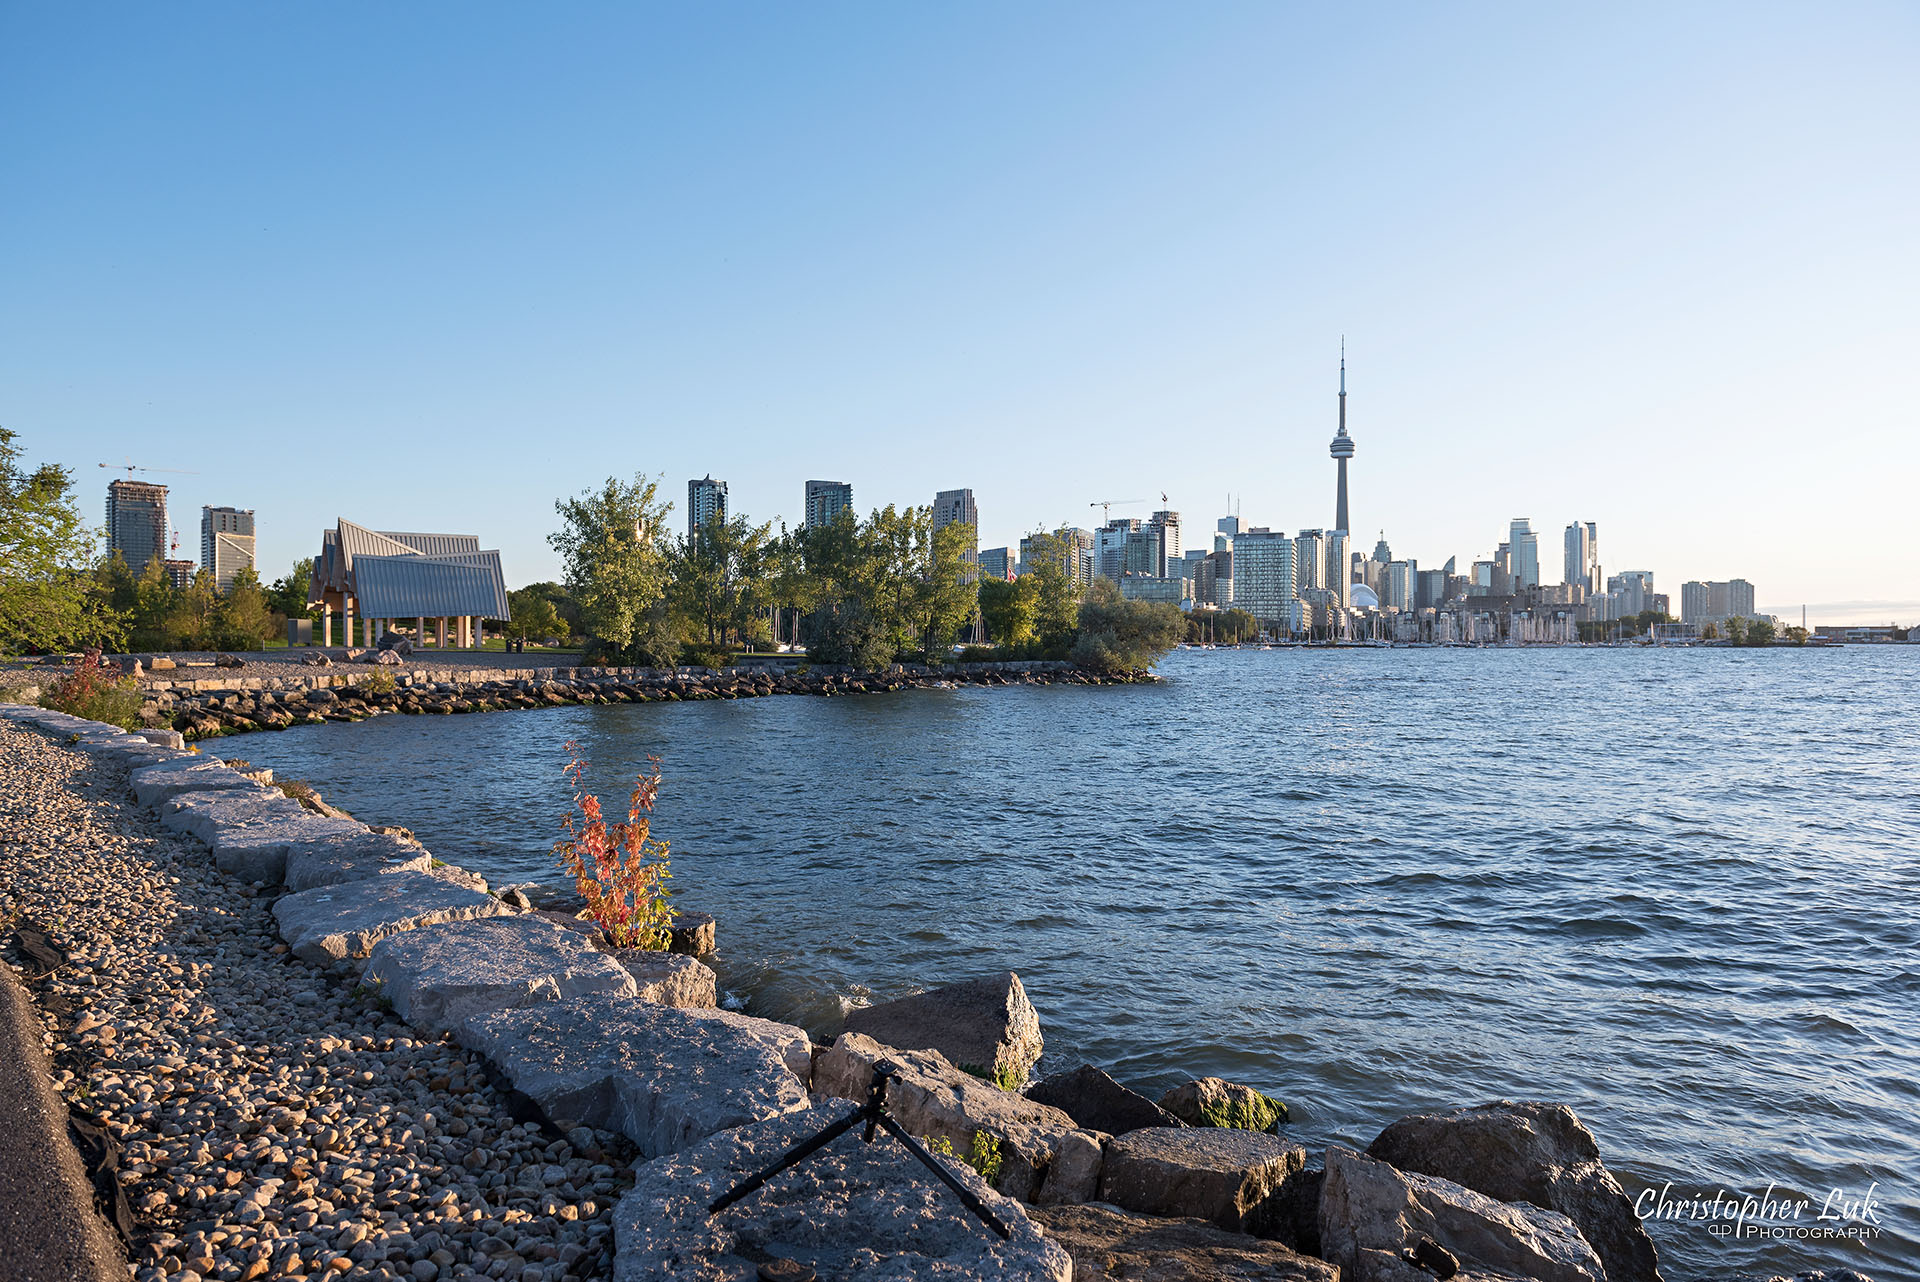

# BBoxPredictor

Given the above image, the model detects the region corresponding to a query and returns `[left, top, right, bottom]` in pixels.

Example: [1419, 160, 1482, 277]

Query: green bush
[1070, 579, 1184, 673]
[956, 645, 997, 662]
[41, 652, 144, 730]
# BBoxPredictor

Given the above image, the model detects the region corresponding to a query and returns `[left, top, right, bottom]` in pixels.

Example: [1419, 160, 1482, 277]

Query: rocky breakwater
[0, 703, 1077, 1281]
[132, 658, 1148, 742]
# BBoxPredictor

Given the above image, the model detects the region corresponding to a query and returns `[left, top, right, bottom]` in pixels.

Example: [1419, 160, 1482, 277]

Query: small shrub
[0, 682, 35, 706]
[956, 645, 996, 663]
[960, 1061, 1026, 1092]
[554, 740, 674, 950]
[362, 669, 396, 695]
[924, 1132, 1004, 1186]
[41, 651, 144, 730]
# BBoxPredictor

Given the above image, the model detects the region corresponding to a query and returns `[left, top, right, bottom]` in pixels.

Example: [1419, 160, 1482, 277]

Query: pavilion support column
[416, 616, 425, 649]
[344, 602, 354, 650]
[322, 605, 332, 648]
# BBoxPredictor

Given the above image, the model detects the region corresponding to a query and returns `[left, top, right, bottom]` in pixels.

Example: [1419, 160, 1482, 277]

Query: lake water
[242, 647, 1920, 1281]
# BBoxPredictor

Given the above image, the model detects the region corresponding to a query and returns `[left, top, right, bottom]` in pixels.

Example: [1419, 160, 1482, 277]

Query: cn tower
[1329, 340, 1354, 533]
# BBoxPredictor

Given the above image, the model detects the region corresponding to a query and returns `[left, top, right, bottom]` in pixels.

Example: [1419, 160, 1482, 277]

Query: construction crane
[1089, 498, 1146, 521]
[99, 459, 198, 479]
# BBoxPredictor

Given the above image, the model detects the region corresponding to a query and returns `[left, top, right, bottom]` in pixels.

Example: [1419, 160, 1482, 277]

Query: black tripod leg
[875, 1117, 1014, 1240]
[708, 1109, 869, 1215]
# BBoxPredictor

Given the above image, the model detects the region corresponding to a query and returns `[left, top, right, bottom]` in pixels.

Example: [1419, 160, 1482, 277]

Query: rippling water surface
[246, 647, 1920, 1281]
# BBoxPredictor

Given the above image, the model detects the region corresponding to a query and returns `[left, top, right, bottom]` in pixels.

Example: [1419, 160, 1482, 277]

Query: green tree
[164, 570, 221, 650]
[550, 474, 677, 664]
[1019, 529, 1082, 645]
[1744, 618, 1776, 646]
[1070, 577, 1183, 673]
[1723, 615, 1748, 645]
[979, 575, 1039, 647]
[506, 587, 564, 645]
[267, 558, 315, 620]
[669, 512, 775, 653]
[1699, 621, 1719, 641]
[0, 427, 121, 654]
[128, 557, 177, 650]
[911, 518, 979, 659]
[212, 566, 274, 650]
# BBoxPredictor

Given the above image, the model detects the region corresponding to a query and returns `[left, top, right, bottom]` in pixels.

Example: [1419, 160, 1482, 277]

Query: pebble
[0, 726, 634, 1281]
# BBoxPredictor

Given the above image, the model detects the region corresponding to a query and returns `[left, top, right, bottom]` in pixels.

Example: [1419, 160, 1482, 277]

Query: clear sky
[4, 3, 1916, 624]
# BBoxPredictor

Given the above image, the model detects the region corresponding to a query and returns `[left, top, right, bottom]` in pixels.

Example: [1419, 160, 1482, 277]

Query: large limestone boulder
[1161, 1076, 1289, 1131]
[208, 814, 373, 884]
[457, 993, 809, 1159]
[130, 758, 268, 807]
[272, 871, 512, 964]
[814, 1032, 1103, 1204]
[363, 916, 637, 1036]
[281, 830, 432, 891]
[1027, 1064, 1184, 1135]
[613, 1100, 1071, 1282]
[611, 949, 718, 1008]
[158, 788, 308, 844]
[1368, 1100, 1661, 1282]
[680, 1006, 812, 1089]
[1098, 1127, 1306, 1232]
[843, 971, 1044, 1088]
[1319, 1145, 1606, 1282]
[1028, 1203, 1339, 1282]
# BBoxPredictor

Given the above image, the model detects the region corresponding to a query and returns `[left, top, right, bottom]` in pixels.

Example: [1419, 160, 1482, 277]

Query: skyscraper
[1230, 530, 1296, 630]
[200, 505, 256, 591]
[1329, 342, 1355, 535]
[804, 480, 853, 529]
[688, 476, 728, 538]
[977, 547, 1014, 581]
[106, 479, 169, 575]
[1148, 510, 1182, 569]
[1294, 530, 1326, 594]
[932, 489, 979, 566]
[1563, 521, 1599, 593]
[1509, 518, 1540, 589]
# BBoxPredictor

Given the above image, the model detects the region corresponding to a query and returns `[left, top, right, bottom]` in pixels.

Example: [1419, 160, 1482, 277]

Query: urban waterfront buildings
[106, 479, 169, 575]
[200, 505, 255, 591]
[1509, 519, 1540, 590]
[804, 480, 853, 529]
[1680, 579, 1758, 626]
[688, 476, 727, 537]
[977, 547, 1015, 581]
[1230, 529, 1297, 630]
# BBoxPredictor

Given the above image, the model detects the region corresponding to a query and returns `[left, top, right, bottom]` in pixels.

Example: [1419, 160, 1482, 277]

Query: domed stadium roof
[1351, 583, 1380, 609]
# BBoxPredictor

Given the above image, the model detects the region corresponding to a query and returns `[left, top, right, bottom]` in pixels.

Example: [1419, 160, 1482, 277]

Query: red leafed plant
[554, 740, 674, 950]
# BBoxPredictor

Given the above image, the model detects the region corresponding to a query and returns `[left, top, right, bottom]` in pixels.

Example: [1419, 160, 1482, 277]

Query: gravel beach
[0, 724, 636, 1282]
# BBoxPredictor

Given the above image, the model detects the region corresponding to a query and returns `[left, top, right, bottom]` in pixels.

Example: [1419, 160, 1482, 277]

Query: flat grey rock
[458, 992, 809, 1159]
[1028, 1203, 1340, 1282]
[613, 1100, 1071, 1282]
[364, 916, 636, 1036]
[158, 788, 306, 844]
[272, 871, 511, 964]
[130, 757, 264, 807]
[1098, 1127, 1306, 1232]
[282, 830, 432, 891]
[1319, 1145, 1605, 1282]
[815, 1032, 1104, 1204]
[679, 1006, 812, 1089]
[209, 815, 371, 884]
[1027, 1064, 1185, 1135]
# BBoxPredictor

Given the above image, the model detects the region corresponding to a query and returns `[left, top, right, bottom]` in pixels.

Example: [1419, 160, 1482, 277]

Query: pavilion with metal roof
[307, 518, 510, 649]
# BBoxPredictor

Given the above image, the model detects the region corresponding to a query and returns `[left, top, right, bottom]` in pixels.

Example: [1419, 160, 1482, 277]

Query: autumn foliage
[554, 741, 674, 950]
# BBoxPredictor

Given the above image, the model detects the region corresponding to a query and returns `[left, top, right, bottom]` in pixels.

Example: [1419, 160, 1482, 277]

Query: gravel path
[0, 725, 635, 1282]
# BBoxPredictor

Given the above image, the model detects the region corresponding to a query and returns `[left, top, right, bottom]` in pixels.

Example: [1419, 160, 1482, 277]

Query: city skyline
[4, 6, 1916, 625]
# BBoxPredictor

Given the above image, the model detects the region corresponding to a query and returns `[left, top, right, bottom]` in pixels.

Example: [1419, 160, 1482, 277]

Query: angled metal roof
[350, 552, 510, 621]
[379, 531, 482, 557]
[337, 519, 421, 569]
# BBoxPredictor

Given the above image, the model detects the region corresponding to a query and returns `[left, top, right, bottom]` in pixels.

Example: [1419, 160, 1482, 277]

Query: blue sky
[4, 3, 1916, 623]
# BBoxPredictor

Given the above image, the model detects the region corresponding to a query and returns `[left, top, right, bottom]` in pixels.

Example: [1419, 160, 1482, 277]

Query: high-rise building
[978, 547, 1015, 581]
[163, 560, 196, 590]
[1148, 510, 1181, 568]
[1325, 530, 1350, 607]
[1329, 342, 1355, 535]
[1230, 530, 1296, 630]
[688, 476, 728, 538]
[1217, 515, 1240, 539]
[1294, 530, 1326, 594]
[106, 479, 169, 575]
[1510, 519, 1540, 589]
[200, 506, 257, 591]
[1122, 525, 1166, 577]
[1609, 570, 1656, 617]
[1095, 518, 1139, 581]
[1373, 533, 1392, 563]
[1563, 521, 1599, 592]
[932, 489, 979, 565]
[1384, 560, 1414, 611]
[804, 480, 854, 529]
[1019, 527, 1094, 587]
[1681, 579, 1758, 625]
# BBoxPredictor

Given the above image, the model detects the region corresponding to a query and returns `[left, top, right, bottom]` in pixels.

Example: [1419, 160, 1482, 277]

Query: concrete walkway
[0, 958, 126, 1282]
